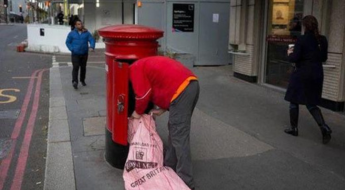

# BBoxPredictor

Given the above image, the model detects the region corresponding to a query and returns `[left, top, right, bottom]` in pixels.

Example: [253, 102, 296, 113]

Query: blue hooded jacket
[66, 29, 96, 55]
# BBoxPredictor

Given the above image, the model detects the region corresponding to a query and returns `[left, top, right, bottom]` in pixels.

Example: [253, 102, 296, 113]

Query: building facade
[230, 0, 345, 112]
[24, 0, 345, 112]
[83, 0, 135, 35]
[57, 0, 232, 66]
[135, 0, 232, 66]
[10, 0, 27, 15]
[1, 0, 27, 22]
[48, 0, 135, 34]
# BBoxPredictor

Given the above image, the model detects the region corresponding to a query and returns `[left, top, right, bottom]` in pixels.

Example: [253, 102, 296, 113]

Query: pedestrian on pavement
[130, 56, 199, 190]
[57, 11, 64, 25]
[20, 13, 24, 23]
[68, 14, 73, 29]
[68, 15, 80, 31]
[284, 15, 332, 144]
[65, 20, 95, 89]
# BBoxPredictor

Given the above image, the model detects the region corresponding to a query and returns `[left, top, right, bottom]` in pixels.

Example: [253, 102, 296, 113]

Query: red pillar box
[98, 25, 163, 169]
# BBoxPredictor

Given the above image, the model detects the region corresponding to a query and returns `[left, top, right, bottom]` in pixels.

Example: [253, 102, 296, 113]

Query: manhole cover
[0, 109, 20, 119]
[0, 138, 13, 159]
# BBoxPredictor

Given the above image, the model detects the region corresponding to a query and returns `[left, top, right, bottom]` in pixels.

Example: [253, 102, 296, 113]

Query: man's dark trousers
[165, 80, 199, 189]
[72, 54, 88, 84]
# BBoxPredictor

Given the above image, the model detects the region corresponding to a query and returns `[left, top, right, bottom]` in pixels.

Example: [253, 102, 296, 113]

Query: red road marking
[11, 69, 47, 190]
[0, 69, 41, 190]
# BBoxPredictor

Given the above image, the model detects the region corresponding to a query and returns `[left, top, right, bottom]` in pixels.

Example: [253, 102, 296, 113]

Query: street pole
[4, 5, 8, 24]
[48, 2, 50, 24]
[121, 0, 124, 24]
[31, 5, 34, 23]
[64, 0, 69, 25]
[36, 2, 39, 22]
[50, 3, 53, 25]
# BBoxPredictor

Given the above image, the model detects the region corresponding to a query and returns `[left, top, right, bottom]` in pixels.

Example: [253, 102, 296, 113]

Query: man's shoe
[81, 81, 87, 86]
[73, 82, 78, 89]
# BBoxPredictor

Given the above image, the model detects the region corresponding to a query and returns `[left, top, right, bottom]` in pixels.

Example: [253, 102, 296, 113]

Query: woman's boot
[308, 106, 332, 144]
[285, 106, 299, 136]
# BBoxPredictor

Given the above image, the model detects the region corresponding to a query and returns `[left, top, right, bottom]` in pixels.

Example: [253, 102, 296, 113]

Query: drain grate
[0, 109, 20, 119]
[80, 92, 89, 95]
[0, 138, 13, 159]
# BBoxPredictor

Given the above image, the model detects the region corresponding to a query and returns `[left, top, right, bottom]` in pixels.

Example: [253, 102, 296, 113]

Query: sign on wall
[172, 4, 194, 32]
[101, 9, 111, 25]
[40, 28, 45, 36]
[272, 3, 289, 25]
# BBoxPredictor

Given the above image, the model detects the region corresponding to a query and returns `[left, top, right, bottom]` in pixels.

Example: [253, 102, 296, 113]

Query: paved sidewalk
[46, 55, 345, 190]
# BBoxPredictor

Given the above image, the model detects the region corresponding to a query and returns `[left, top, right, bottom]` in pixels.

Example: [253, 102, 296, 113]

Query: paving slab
[45, 68, 75, 190]
[48, 119, 70, 143]
[156, 108, 274, 160]
[73, 150, 124, 190]
[193, 150, 345, 190]
[83, 117, 106, 136]
[44, 142, 75, 190]
[50, 97, 66, 108]
[49, 107, 68, 120]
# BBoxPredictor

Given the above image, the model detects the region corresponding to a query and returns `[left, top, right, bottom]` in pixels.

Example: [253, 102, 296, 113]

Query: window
[264, 0, 304, 88]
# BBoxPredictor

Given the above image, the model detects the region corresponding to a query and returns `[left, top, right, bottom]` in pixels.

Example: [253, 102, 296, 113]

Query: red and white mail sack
[123, 114, 190, 190]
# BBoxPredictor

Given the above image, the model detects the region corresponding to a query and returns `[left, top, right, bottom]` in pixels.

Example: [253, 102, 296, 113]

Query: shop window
[265, 0, 304, 88]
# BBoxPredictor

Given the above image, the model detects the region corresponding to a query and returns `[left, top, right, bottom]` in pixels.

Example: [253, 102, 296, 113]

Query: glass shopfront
[264, 0, 304, 88]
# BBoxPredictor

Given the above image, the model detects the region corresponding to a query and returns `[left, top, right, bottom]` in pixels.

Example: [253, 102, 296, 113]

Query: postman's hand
[131, 111, 142, 119]
[150, 109, 166, 117]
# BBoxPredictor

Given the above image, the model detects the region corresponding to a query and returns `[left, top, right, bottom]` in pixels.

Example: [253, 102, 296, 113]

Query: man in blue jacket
[66, 20, 96, 89]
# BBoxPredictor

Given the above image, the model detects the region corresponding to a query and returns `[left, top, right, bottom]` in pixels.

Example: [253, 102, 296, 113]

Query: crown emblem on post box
[136, 150, 145, 160]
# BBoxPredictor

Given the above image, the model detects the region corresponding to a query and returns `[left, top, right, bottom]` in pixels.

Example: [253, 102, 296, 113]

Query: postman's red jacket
[129, 56, 197, 114]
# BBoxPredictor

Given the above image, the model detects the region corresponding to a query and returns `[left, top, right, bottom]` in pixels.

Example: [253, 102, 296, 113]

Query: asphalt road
[0, 24, 51, 190]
